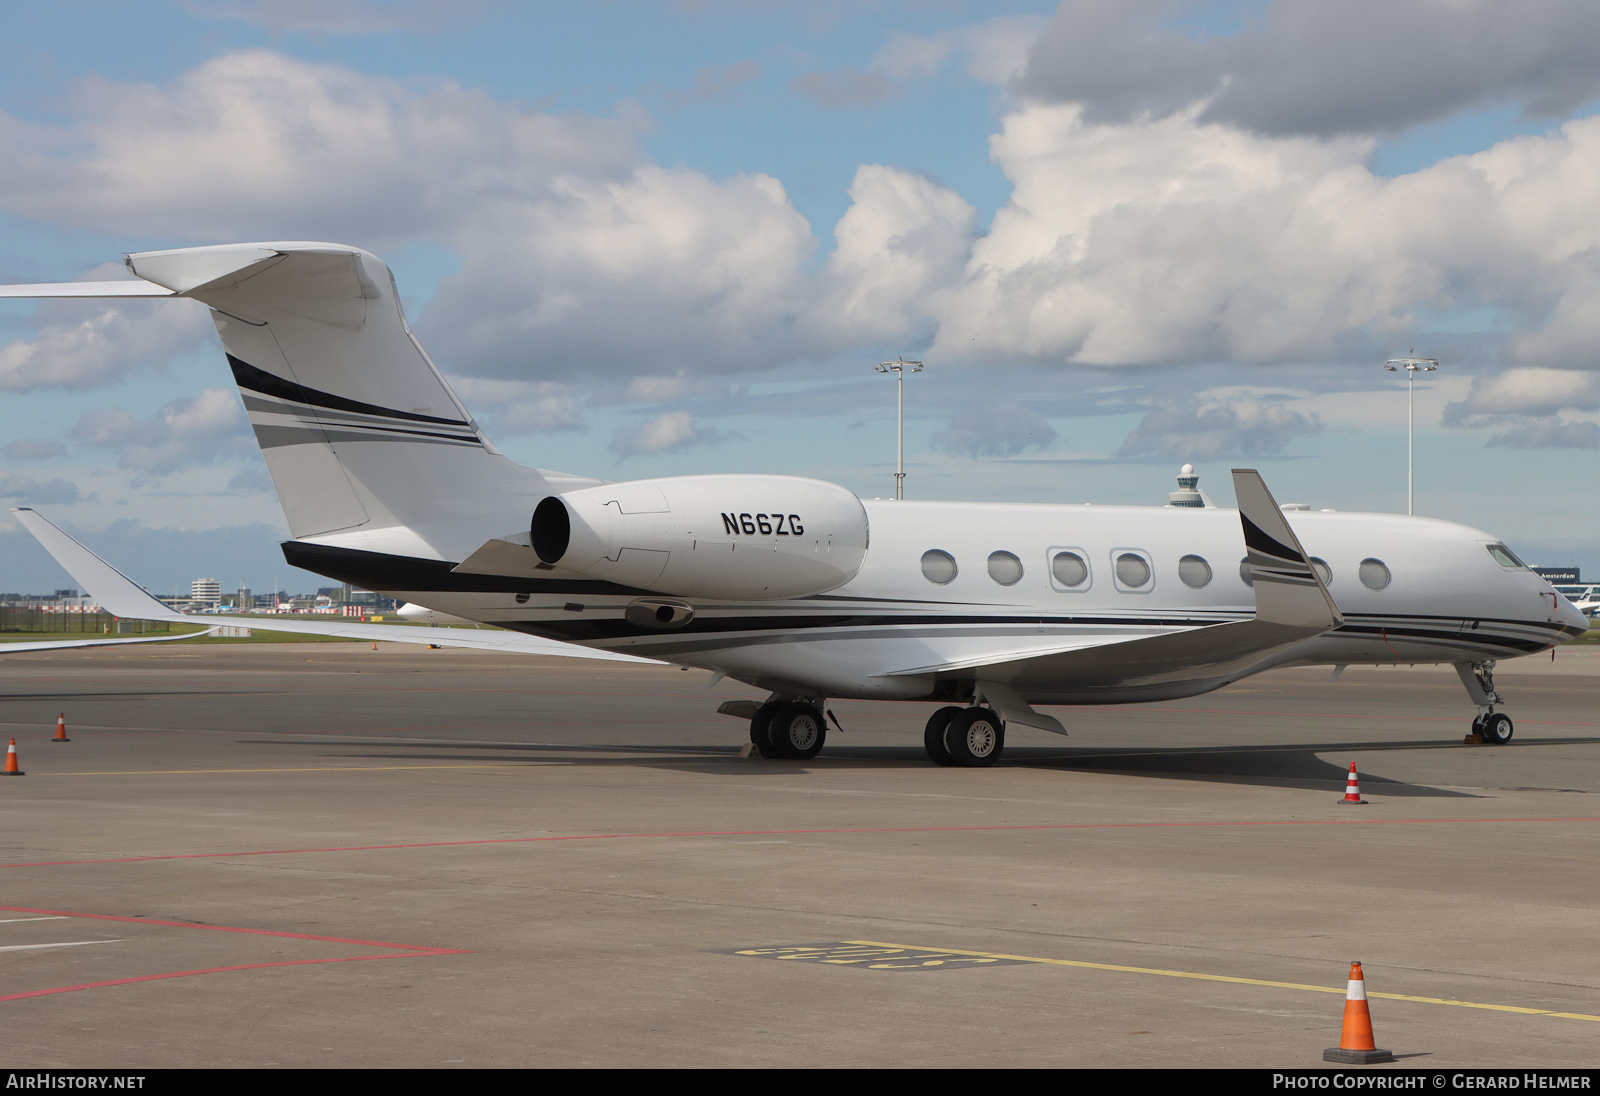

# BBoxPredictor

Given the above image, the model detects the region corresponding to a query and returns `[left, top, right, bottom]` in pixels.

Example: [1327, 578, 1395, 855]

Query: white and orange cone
[2, 738, 23, 776]
[1338, 762, 1368, 804]
[1323, 961, 1394, 1064]
[51, 713, 69, 743]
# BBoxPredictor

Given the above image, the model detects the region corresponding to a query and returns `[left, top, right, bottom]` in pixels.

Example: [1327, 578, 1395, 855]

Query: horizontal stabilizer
[11, 508, 661, 665]
[0, 280, 175, 298]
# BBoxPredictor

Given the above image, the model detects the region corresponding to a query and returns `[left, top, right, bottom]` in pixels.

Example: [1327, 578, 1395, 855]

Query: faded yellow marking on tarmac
[847, 941, 1600, 1022]
[30, 764, 556, 776]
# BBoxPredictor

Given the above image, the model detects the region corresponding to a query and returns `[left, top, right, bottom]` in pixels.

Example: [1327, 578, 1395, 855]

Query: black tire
[923, 706, 964, 766]
[943, 708, 1004, 767]
[1479, 712, 1513, 745]
[750, 702, 782, 754]
[768, 702, 827, 760]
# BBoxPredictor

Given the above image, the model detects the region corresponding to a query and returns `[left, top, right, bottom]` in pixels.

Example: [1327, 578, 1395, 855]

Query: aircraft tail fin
[3, 244, 565, 560]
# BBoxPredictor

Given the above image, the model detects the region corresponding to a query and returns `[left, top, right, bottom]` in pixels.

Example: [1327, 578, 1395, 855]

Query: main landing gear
[923, 705, 1005, 767]
[1456, 660, 1513, 744]
[749, 700, 827, 760]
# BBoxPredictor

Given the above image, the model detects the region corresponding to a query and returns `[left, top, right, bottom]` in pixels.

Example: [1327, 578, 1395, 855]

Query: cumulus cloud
[816, 165, 977, 344]
[929, 105, 1600, 371]
[873, 14, 1049, 86]
[8, 43, 1600, 426]
[72, 388, 252, 477]
[930, 402, 1059, 459]
[1116, 394, 1323, 460]
[609, 410, 742, 457]
[1015, 0, 1600, 137]
[1442, 367, 1600, 448]
[0, 470, 81, 504]
[0, 51, 640, 247]
[420, 164, 818, 377]
[448, 376, 585, 434]
[0, 285, 211, 392]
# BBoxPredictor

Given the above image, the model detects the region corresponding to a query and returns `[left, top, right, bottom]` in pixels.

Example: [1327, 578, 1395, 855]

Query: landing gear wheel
[1479, 712, 1513, 745]
[943, 708, 1004, 767]
[923, 706, 965, 766]
[766, 702, 827, 760]
[750, 702, 782, 755]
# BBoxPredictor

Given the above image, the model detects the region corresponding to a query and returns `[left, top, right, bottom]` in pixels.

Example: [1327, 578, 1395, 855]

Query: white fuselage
[362, 497, 1585, 706]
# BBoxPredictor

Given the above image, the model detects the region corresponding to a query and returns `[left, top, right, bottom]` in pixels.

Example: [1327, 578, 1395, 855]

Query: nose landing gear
[1456, 661, 1512, 744]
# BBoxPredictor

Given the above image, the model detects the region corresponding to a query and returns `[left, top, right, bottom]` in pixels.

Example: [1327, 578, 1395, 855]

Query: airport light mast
[875, 357, 922, 500]
[1383, 351, 1438, 515]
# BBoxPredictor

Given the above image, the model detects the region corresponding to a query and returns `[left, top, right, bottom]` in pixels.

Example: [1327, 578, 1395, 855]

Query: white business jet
[3, 243, 1586, 764]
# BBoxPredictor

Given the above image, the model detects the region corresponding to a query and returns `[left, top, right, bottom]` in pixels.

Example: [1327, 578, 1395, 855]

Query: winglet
[1231, 470, 1343, 632]
[10, 508, 189, 622]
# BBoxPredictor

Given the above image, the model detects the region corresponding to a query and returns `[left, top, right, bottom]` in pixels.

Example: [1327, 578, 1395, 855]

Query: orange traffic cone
[51, 713, 69, 743]
[1338, 762, 1367, 804]
[1323, 961, 1394, 1064]
[2, 738, 23, 776]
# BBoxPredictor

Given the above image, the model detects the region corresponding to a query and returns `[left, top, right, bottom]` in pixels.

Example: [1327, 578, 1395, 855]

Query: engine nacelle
[530, 474, 869, 600]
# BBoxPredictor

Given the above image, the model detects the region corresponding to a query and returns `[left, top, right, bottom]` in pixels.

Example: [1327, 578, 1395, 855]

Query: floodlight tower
[1383, 351, 1439, 515]
[875, 357, 923, 500]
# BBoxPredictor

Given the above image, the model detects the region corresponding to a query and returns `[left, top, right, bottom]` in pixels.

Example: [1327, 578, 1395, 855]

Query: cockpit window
[1486, 543, 1527, 570]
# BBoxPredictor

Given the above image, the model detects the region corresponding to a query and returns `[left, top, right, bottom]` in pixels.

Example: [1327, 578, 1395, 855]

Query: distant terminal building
[190, 578, 222, 605]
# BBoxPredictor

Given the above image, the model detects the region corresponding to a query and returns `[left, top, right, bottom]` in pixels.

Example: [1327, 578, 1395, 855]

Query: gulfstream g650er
[5, 243, 1585, 764]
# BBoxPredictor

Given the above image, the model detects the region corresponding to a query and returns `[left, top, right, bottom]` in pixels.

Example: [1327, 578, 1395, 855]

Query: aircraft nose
[1562, 598, 1591, 636]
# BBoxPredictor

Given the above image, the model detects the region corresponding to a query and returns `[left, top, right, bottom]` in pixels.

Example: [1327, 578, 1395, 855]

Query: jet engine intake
[530, 474, 869, 600]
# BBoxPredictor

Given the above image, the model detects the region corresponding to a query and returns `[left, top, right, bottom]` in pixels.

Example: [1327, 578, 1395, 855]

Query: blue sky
[3, 0, 1600, 595]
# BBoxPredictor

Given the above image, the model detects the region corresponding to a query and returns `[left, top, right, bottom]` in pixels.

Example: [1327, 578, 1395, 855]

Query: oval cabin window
[1178, 554, 1211, 589]
[1115, 552, 1151, 589]
[921, 549, 958, 585]
[1051, 551, 1088, 588]
[987, 551, 1023, 586]
[1359, 558, 1391, 591]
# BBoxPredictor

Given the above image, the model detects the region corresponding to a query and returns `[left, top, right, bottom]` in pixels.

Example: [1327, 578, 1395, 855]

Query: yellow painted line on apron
[846, 941, 1600, 1022]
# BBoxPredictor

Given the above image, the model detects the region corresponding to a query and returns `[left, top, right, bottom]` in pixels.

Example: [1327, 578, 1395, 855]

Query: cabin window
[1359, 558, 1391, 591]
[1239, 557, 1253, 587]
[1049, 550, 1089, 589]
[1178, 554, 1211, 588]
[1310, 557, 1332, 585]
[987, 551, 1023, 586]
[1486, 543, 1527, 569]
[921, 549, 958, 585]
[1113, 550, 1153, 591]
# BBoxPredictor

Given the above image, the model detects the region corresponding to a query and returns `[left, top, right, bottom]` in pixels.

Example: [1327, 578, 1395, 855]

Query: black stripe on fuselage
[282, 542, 1581, 651]
[280, 540, 657, 596]
[228, 354, 474, 428]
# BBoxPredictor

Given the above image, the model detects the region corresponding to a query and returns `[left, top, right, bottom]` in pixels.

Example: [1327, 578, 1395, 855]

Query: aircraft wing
[881, 469, 1344, 695]
[0, 630, 220, 654]
[10, 508, 662, 665]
